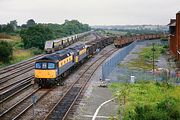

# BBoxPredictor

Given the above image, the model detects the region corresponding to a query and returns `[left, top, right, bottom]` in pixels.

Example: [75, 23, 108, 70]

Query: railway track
[0, 34, 113, 119]
[0, 55, 45, 91]
[0, 66, 34, 85]
[0, 54, 44, 75]
[0, 33, 99, 85]
[0, 87, 52, 120]
[44, 48, 117, 120]
[0, 76, 34, 104]
[0, 55, 45, 85]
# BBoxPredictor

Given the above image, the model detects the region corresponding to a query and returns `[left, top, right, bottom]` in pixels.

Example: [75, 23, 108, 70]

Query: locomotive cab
[34, 54, 63, 87]
[35, 62, 57, 78]
[34, 60, 58, 86]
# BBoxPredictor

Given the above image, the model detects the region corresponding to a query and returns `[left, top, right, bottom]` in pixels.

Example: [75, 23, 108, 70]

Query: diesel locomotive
[34, 44, 87, 86]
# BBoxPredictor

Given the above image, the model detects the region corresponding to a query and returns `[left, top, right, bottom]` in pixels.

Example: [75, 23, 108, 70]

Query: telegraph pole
[152, 43, 155, 74]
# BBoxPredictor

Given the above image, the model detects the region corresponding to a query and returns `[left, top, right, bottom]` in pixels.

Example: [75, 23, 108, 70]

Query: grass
[98, 30, 127, 37]
[12, 49, 34, 62]
[0, 35, 42, 68]
[0, 49, 34, 68]
[105, 30, 127, 36]
[110, 42, 177, 119]
[109, 82, 180, 119]
[124, 45, 166, 70]
[127, 59, 153, 70]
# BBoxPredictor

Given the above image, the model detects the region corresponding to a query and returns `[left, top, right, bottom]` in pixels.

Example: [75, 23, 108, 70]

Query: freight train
[34, 36, 114, 87]
[114, 34, 161, 48]
[44, 31, 93, 53]
[34, 34, 160, 87]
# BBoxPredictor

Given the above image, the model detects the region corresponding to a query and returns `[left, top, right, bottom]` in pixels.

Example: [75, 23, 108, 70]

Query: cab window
[35, 62, 41, 69]
[48, 63, 55, 69]
[42, 62, 47, 69]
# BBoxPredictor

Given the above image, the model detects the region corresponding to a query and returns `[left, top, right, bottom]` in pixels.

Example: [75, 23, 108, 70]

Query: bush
[125, 97, 180, 120]
[160, 48, 165, 54]
[157, 97, 177, 112]
[163, 45, 168, 49]
[14, 41, 24, 49]
[20, 24, 54, 49]
[0, 41, 13, 63]
[31, 48, 43, 55]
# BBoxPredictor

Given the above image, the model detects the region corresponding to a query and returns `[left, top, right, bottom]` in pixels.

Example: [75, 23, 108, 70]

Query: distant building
[168, 11, 180, 60]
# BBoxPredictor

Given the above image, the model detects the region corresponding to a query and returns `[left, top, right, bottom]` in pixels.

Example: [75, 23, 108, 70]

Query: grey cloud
[0, 0, 179, 25]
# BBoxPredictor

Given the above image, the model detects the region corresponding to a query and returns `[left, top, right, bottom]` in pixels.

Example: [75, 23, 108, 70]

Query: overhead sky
[0, 0, 179, 25]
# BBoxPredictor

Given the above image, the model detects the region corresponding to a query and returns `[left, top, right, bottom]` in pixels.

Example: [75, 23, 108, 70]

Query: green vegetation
[139, 45, 165, 61]
[115, 29, 163, 36]
[20, 20, 91, 50]
[96, 29, 126, 37]
[20, 24, 54, 49]
[109, 34, 174, 119]
[45, 20, 91, 38]
[26, 19, 36, 28]
[126, 45, 166, 70]
[0, 41, 13, 63]
[0, 47, 35, 68]
[12, 49, 34, 62]
[0, 19, 90, 67]
[0, 38, 35, 68]
[0, 24, 14, 34]
[104, 30, 127, 36]
[109, 82, 180, 120]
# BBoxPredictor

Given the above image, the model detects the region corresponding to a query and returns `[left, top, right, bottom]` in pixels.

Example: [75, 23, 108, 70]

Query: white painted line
[82, 115, 110, 119]
[92, 98, 116, 120]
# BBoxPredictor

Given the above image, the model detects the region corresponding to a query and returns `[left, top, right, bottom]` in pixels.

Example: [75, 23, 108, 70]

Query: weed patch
[109, 82, 180, 119]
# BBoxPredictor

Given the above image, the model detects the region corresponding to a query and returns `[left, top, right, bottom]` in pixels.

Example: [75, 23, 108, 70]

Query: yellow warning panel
[35, 70, 56, 78]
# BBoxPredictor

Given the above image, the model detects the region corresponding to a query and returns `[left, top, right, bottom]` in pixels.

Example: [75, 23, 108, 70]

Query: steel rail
[44, 48, 117, 120]
[0, 87, 40, 118]
[0, 54, 44, 74]
[12, 89, 52, 120]
[0, 76, 34, 103]
[0, 67, 34, 84]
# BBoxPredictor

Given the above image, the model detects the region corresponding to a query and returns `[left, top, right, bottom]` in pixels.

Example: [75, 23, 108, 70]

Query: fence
[102, 39, 171, 82]
[102, 41, 137, 80]
[107, 66, 177, 83]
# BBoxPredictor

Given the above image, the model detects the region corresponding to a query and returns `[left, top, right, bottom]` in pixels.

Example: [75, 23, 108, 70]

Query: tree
[61, 20, 91, 36]
[21, 24, 27, 28]
[20, 24, 54, 49]
[26, 19, 36, 27]
[10, 20, 18, 30]
[2, 23, 14, 33]
[0, 41, 13, 63]
[45, 20, 91, 38]
[0, 25, 2, 32]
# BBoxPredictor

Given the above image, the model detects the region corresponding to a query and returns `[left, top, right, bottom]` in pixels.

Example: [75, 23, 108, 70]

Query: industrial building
[169, 11, 180, 60]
